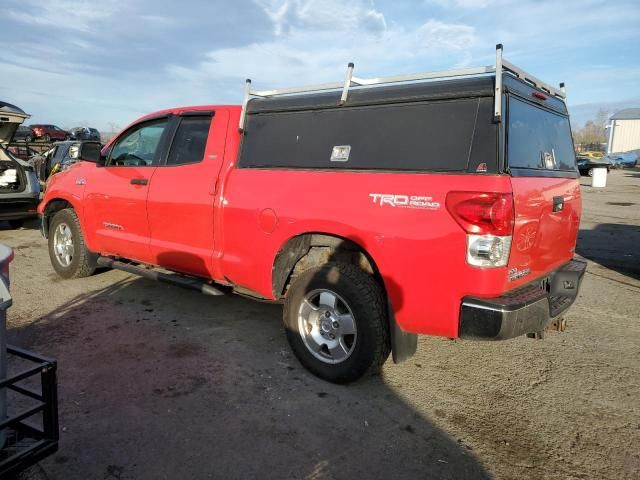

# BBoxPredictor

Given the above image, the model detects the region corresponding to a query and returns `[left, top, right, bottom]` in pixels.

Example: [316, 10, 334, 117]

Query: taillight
[446, 191, 514, 268]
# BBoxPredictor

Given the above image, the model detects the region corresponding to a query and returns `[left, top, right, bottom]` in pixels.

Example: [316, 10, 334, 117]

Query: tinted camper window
[507, 97, 576, 171]
[239, 98, 496, 172]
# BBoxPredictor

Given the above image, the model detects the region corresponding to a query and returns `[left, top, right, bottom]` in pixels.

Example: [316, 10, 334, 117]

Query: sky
[1, 0, 639, 131]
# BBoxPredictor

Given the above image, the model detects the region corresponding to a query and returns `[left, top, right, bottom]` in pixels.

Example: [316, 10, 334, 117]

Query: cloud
[256, 0, 387, 36]
[7, 0, 118, 33]
[168, 0, 478, 88]
[0, 0, 638, 131]
[428, 0, 493, 8]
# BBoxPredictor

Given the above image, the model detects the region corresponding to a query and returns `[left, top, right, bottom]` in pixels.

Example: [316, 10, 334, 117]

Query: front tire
[587, 168, 594, 177]
[48, 208, 97, 279]
[283, 263, 390, 383]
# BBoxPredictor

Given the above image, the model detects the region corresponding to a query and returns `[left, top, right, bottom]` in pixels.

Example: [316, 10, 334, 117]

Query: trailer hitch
[526, 317, 567, 339]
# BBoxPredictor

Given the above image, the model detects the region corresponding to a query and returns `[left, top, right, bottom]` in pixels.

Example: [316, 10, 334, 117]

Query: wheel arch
[271, 232, 382, 300]
[41, 197, 77, 238]
[272, 232, 418, 364]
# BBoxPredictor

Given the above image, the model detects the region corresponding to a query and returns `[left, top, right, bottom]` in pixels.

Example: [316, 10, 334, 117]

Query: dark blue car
[576, 155, 612, 176]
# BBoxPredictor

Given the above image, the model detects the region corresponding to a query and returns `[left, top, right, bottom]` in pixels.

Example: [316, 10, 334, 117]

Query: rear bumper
[0, 197, 39, 220]
[459, 259, 587, 340]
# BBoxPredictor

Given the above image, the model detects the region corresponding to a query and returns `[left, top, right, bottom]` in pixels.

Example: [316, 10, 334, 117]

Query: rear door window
[166, 116, 211, 166]
[507, 97, 576, 171]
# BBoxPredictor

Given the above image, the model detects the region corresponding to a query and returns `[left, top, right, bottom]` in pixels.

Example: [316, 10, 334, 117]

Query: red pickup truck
[39, 46, 585, 383]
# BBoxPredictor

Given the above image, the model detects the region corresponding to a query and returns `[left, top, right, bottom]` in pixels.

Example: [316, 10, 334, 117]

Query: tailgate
[509, 177, 581, 282]
[506, 95, 581, 284]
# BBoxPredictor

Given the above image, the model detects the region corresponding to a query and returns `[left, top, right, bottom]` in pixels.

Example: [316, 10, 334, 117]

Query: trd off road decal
[369, 193, 440, 210]
[508, 267, 530, 282]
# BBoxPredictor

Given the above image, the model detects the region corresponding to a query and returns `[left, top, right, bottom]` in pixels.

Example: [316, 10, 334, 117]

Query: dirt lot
[2, 169, 639, 480]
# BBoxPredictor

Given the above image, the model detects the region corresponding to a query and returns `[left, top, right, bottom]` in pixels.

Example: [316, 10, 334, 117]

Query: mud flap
[389, 304, 417, 363]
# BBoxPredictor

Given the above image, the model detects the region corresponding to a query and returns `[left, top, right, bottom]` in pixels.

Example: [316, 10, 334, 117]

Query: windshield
[507, 96, 576, 171]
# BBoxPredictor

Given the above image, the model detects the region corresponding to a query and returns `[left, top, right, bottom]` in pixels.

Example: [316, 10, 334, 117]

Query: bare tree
[573, 109, 610, 151]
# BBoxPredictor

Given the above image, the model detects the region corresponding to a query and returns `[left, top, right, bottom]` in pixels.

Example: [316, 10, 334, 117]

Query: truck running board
[96, 257, 225, 296]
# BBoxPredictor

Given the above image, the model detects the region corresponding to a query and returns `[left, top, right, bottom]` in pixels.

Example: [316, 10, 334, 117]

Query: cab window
[166, 116, 211, 166]
[109, 119, 168, 167]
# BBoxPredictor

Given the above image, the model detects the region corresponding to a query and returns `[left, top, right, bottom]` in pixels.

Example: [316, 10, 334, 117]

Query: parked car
[604, 152, 638, 169]
[576, 155, 612, 176]
[29, 124, 70, 143]
[6, 145, 38, 162]
[69, 127, 101, 142]
[39, 45, 586, 383]
[580, 151, 604, 159]
[30, 141, 81, 183]
[0, 102, 41, 229]
[11, 125, 33, 142]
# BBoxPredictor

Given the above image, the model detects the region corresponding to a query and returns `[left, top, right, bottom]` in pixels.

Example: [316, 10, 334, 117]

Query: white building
[607, 108, 640, 154]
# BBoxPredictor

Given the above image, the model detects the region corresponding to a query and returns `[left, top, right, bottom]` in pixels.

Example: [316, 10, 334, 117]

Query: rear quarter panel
[221, 170, 514, 337]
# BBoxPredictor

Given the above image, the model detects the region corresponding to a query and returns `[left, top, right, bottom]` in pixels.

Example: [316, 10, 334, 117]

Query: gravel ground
[2, 168, 639, 480]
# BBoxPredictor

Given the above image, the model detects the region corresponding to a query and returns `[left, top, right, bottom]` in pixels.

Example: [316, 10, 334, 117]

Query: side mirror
[72, 141, 105, 165]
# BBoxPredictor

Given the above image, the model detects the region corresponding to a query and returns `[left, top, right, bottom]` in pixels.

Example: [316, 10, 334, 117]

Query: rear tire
[48, 208, 97, 279]
[283, 263, 390, 383]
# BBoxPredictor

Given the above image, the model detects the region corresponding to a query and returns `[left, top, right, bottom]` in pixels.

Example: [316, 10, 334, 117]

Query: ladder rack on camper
[238, 44, 566, 132]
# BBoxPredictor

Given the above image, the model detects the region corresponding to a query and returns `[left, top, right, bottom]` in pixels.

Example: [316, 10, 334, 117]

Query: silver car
[0, 101, 40, 229]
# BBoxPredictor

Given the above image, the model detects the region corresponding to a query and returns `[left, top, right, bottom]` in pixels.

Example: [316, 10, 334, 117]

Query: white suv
[0, 101, 41, 229]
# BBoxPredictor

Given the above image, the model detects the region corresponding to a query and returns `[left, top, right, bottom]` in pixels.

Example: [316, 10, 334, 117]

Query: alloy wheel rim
[53, 223, 74, 267]
[297, 289, 357, 364]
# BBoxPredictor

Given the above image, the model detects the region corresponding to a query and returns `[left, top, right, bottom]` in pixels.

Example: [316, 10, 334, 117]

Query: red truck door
[146, 110, 227, 278]
[83, 117, 170, 263]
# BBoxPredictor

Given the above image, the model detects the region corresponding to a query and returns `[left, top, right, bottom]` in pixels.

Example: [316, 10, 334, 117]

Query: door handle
[552, 196, 564, 212]
[130, 178, 148, 186]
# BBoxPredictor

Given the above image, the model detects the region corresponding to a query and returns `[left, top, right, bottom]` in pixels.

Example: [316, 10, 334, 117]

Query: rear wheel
[48, 208, 97, 279]
[283, 263, 390, 383]
[587, 168, 594, 177]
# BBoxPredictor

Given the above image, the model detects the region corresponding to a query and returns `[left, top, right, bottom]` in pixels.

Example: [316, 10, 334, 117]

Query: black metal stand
[0, 345, 59, 478]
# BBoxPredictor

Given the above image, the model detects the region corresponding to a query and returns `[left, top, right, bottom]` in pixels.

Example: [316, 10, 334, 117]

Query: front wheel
[48, 208, 97, 279]
[283, 263, 390, 383]
[587, 168, 594, 177]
